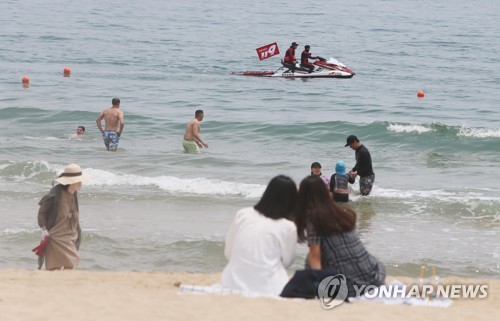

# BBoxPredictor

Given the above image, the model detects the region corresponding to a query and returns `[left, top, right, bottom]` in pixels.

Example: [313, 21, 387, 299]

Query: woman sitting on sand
[294, 175, 385, 297]
[221, 175, 298, 295]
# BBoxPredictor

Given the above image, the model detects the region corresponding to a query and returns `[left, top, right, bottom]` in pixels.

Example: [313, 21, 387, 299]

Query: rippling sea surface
[1, 0, 499, 278]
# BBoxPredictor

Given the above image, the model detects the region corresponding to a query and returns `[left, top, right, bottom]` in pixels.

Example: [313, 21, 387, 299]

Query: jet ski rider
[283, 42, 299, 72]
[301, 45, 319, 73]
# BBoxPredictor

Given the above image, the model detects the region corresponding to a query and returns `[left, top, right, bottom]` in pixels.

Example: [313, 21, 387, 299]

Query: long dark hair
[295, 175, 356, 242]
[254, 175, 298, 220]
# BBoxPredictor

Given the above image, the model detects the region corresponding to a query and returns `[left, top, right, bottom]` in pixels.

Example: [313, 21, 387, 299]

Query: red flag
[256, 42, 280, 61]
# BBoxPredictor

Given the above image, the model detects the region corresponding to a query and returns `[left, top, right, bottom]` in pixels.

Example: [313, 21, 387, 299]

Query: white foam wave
[457, 126, 500, 138]
[1, 161, 267, 198]
[23, 136, 61, 141]
[368, 185, 500, 202]
[85, 168, 266, 198]
[1, 160, 53, 182]
[0, 227, 35, 235]
[387, 123, 433, 134]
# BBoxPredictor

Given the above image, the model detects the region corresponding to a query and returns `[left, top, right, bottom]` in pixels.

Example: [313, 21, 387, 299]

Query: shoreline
[0, 270, 497, 321]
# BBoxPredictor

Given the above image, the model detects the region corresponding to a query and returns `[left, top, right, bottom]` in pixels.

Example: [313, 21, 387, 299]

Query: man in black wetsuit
[345, 135, 375, 196]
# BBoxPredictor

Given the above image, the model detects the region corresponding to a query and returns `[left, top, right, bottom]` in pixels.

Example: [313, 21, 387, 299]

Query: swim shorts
[103, 130, 120, 151]
[359, 174, 375, 196]
[183, 139, 200, 153]
[333, 192, 349, 203]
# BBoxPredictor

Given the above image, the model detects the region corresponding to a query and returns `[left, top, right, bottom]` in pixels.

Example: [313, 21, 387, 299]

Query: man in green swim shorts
[183, 110, 208, 153]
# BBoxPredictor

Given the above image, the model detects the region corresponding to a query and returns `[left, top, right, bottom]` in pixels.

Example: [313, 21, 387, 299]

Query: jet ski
[231, 57, 355, 79]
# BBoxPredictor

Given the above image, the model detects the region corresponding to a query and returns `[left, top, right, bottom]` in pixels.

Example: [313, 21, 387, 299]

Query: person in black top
[345, 135, 375, 196]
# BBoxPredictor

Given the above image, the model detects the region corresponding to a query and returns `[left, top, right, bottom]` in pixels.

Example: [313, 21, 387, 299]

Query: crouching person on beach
[35, 164, 91, 270]
[282, 175, 385, 298]
[221, 175, 298, 296]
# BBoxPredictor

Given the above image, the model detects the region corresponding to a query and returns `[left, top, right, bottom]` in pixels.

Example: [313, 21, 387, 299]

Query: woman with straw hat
[35, 164, 91, 270]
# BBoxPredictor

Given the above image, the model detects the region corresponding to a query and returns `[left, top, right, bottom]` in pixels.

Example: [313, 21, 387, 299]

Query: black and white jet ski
[231, 57, 355, 79]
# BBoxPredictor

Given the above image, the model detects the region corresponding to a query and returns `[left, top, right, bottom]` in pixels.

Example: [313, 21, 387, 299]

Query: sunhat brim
[54, 174, 91, 185]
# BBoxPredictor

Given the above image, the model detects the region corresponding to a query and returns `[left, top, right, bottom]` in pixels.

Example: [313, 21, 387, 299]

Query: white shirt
[221, 207, 297, 295]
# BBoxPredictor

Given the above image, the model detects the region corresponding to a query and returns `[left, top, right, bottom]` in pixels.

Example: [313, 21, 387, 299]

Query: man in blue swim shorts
[102, 130, 120, 151]
[96, 98, 125, 151]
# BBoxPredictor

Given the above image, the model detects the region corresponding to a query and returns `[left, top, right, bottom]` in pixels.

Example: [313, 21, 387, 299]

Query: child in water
[310, 162, 330, 187]
[329, 161, 355, 202]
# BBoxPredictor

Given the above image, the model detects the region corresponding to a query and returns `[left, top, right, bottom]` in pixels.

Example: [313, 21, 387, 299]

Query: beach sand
[0, 270, 497, 321]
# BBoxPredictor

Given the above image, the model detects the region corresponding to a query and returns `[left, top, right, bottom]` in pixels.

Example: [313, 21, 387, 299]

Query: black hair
[112, 98, 120, 106]
[295, 175, 356, 242]
[195, 109, 204, 117]
[311, 162, 322, 175]
[254, 175, 298, 220]
[77, 126, 85, 132]
[311, 162, 321, 168]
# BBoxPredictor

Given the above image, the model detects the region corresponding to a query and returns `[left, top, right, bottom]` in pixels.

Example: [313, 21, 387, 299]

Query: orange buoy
[22, 76, 30, 84]
[417, 90, 425, 98]
[63, 67, 71, 77]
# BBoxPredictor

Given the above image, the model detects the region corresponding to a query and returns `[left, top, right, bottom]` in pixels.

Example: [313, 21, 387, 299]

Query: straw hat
[54, 163, 91, 185]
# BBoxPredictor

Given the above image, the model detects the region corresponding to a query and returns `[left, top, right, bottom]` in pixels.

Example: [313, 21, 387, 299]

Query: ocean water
[1, 0, 499, 278]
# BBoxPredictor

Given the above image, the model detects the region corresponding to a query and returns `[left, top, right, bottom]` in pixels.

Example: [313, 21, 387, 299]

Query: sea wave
[85, 169, 266, 198]
[387, 123, 433, 134]
[3, 160, 500, 202]
[457, 125, 500, 138]
[0, 107, 163, 124]
[386, 122, 500, 138]
[2, 106, 500, 143]
[0, 160, 266, 198]
[371, 185, 500, 202]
